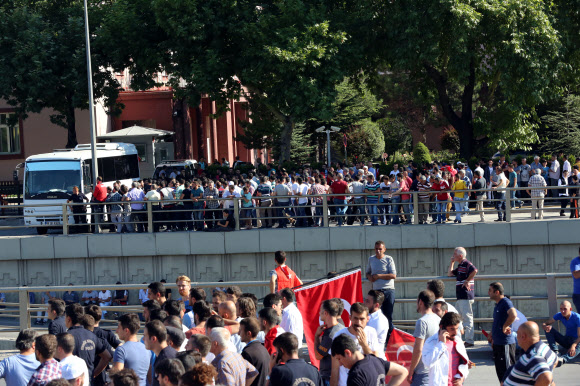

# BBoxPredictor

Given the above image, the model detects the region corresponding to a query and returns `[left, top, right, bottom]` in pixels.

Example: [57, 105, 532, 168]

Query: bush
[412, 142, 432, 168]
[468, 156, 479, 170]
[430, 150, 458, 165]
[206, 164, 229, 177]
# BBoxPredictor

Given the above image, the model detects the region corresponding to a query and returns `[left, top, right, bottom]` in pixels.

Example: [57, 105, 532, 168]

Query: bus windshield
[25, 160, 81, 199]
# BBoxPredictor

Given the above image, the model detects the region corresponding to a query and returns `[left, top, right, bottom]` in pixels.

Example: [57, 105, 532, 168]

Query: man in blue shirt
[571, 250, 580, 312]
[542, 300, 580, 365]
[488, 282, 517, 382]
[0, 329, 40, 386]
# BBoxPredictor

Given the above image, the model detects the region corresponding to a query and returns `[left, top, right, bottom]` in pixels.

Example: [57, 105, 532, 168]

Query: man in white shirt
[279, 288, 304, 349]
[331, 303, 381, 386]
[222, 183, 241, 210]
[98, 290, 112, 317]
[363, 290, 388, 358]
[55, 333, 90, 386]
[493, 166, 508, 221]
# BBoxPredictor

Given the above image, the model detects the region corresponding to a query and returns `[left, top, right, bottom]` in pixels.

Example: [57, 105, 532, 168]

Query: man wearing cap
[55, 333, 89, 386]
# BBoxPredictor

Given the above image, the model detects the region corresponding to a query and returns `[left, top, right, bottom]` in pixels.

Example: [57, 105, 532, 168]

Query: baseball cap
[61, 357, 86, 380]
[228, 181, 235, 186]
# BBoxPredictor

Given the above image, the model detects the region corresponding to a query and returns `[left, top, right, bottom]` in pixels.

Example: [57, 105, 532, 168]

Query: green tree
[141, 0, 372, 162]
[334, 119, 384, 162]
[0, 0, 121, 148]
[377, 0, 560, 158]
[440, 127, 460, 153]
[412, 142, 432, 167]
[379, 116, 413, 155]
[538, 94, 580, 155]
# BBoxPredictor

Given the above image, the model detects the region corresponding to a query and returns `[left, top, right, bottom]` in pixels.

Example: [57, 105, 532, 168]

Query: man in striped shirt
[503, 321, 556, 386]
[364, 174, 381, 226]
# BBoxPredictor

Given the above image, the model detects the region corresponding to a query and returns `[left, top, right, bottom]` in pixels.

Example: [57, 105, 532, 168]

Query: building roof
[98, 125, 174, 138]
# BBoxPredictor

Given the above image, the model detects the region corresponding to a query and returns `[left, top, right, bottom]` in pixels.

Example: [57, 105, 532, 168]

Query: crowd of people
[67, 154, 580, 233]
[1, 244, 579, 385]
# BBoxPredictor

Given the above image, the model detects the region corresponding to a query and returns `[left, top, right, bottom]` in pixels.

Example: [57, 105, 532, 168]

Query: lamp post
[315, 125, 341, 167]
[83, 0, 98, 188]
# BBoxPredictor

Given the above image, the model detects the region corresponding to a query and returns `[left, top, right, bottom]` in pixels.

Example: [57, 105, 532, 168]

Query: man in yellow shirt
[452, 175, 467, 223]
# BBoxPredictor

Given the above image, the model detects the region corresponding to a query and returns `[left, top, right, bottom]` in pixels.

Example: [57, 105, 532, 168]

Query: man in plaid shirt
[210, 328, 258, 386]
[526, 169, 548, 220]
[28, 334, 61, 386]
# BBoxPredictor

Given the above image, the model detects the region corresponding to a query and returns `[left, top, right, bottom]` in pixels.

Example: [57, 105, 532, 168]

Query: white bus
[22, 142, 140, 234]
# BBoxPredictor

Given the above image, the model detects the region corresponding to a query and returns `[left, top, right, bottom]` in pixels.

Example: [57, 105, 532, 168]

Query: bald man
[218, 301, 245, 353]
[502, 322, 557, 385]
[542, 300, 580, 365]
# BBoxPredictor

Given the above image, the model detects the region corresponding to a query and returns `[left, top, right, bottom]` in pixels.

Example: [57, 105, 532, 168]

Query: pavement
[0, 201, 575, 236]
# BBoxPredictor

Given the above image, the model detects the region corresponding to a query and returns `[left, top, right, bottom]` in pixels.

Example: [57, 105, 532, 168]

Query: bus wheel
[36, 227, 48, 235]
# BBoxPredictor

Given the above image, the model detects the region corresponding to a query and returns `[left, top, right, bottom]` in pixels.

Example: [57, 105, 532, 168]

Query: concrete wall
[0, 220, 577, 322]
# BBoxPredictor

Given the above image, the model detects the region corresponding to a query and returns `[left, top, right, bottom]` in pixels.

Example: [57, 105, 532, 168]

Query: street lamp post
[83, 0, 99, 189]
[316, 125, 341, 167]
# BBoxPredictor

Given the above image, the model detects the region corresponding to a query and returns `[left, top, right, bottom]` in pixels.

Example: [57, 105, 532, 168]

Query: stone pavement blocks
[20, 236, 54, 260]
[225, 231, 260, 254]
[294, 227, 330, 251]
[0, 237, 21, 260]
[259, 228, 293, 253]
[54, 235, 88, 259]
[330, 226, 365, 250]
[401, 224, 437, 248]
[364, 226, 402, 249]
[547, 220, 580, 245]
[155, 232, 190, 255]
[438, 224, 475, 248]
[88, 233, 122, 257]
[510, 221, 549, 245]
[121, 233, 156, 256]
[473, 222, 511, 246]
[190, 231, 225, 255]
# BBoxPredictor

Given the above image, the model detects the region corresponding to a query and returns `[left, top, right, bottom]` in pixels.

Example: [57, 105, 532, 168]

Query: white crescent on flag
[397, 345, 414, 360]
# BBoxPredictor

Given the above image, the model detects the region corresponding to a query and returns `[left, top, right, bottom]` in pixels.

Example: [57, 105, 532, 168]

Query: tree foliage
[334, 119, 384, 162]
[379, 117, 413, 155]
[538, 94, 580, 155]
[377, 0, 561, 158]
[440, 127, 460, 154]
[0, 0, 122, 148]
[413, 142, 432, 167]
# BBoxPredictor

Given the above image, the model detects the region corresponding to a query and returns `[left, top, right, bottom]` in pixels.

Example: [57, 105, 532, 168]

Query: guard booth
[98, 125, 174, 178]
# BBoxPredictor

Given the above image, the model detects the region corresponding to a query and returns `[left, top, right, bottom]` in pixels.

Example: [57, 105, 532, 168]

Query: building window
[0, 113, 20, 154]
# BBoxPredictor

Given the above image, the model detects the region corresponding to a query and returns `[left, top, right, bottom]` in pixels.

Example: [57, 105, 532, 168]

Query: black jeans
[573, 293, 580, 313]
[379, 288, 395, 346]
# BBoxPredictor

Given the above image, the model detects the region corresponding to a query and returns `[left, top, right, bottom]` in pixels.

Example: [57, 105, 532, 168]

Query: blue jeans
[367, 201, 379, 225]
[495, 192, 506, 220]
[391, 197, 401, 224]
[295, 203, 308, 227]
[314, 203, 324, 226]
[401, 198, 411, 224]
[193, 205, 204, 230]
[436, 199, 447, 223]
[334, 199, 347, 226]
[454, 197, 465, 221]
[546, 327, 580, 363]
[353, 198, 366, 224]
[379, 288, 395, 346]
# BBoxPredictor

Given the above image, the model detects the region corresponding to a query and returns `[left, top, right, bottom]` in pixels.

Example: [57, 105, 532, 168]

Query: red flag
[295, 269, 363, 367]
[343, 133, 347, 148]
[385, 328, 415, 386]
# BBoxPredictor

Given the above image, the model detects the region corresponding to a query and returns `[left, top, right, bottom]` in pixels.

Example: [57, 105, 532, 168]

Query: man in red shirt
[92, 177, 108, 233]
[330, 173, 349, 226]
[432, 176, 450, 224]
[258, 308, 284, 354]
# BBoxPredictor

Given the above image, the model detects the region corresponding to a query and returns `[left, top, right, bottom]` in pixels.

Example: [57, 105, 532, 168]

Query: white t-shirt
[98, 290, 111, 303]
[222, 190, 241, 208]
[297, 184, 309, 205]
[333, 326, 380, 386]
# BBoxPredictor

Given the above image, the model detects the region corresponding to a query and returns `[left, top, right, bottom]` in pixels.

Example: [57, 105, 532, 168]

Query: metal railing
[1, 184, 577, 234]
[0, 272, 572, 332]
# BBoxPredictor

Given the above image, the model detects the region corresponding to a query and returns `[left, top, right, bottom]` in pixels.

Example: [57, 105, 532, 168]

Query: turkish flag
[294, 268, 363, 367]
[385, 328, 415, 386]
